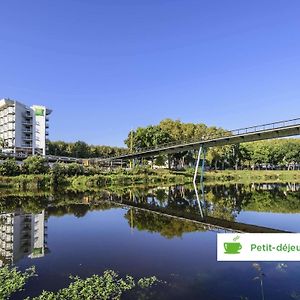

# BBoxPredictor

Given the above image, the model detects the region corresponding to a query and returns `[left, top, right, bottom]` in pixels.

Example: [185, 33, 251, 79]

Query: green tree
[48, 141, 128, 158]
[283, 141, 300, 169]
[124, 126, 172, 151]
[70, 141, 90, 158]
[0, 159, 20, 176]
[22, 156, 49, 174]
[65, 163, 85, 176]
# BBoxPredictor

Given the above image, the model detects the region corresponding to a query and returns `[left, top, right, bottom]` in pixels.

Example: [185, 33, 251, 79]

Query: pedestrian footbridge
[104, 118, 300, 162]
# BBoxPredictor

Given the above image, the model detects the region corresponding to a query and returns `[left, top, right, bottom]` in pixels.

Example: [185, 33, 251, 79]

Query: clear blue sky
[1, 0, 299, 146]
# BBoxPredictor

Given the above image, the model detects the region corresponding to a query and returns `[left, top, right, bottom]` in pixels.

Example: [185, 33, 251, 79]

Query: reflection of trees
[0, 196, 49, 214]
[243, 190, 300, 213]
[50, 204, 89, 218]
[0, 192, 120, 217]
[201, 183, 300, 215]
[47, 201, 119, 217]
[0, 183, 300, 224]
[123, 183, 300, 224]
[124, 209, 205, 239]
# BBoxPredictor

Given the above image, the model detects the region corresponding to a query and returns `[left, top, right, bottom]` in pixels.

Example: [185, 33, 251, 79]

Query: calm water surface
[1, 183, 300, 300]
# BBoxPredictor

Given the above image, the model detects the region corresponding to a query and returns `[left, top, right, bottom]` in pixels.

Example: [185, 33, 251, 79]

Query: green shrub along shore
[0, 156, 300, 191]
[204, 169, 300, 183]
[0, 157, 192, 190]
[0, 171, 191, 191]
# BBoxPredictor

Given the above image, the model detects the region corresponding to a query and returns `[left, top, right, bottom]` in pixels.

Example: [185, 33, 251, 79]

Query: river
[1, 183, 300, 299]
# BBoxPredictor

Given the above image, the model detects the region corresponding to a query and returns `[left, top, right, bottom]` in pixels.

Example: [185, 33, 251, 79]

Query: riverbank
[0, 169, 192, 191]
[203, 170, 300, 183]
[0, 170, 300, 191]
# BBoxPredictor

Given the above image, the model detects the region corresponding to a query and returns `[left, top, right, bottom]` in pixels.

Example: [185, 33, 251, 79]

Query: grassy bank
[203, 170, 300, 183]
[0, 170, 300, 192]
[0, 169, 193, 191]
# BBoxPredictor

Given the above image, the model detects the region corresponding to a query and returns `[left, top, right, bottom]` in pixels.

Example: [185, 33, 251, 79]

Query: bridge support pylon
[193, 145, 206, 184]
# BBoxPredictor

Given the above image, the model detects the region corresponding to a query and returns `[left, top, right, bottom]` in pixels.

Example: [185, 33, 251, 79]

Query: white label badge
[217, 233, 300, 261]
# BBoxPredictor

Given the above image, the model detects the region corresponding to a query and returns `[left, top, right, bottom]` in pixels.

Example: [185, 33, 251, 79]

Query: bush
[0, 159, 20, 176]
[22, 156, 49, 174]
[65, 163, 85, 176]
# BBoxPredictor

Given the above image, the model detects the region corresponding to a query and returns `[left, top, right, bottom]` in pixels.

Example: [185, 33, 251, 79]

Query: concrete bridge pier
[167, 154, 171, 169]
[193, 145, 206, 184]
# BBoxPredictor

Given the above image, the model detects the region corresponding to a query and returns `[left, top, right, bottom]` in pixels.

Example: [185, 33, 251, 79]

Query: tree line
[33, 118, 300, 170]
[48, 141, 128, 158]
[124, 119, 300, 170]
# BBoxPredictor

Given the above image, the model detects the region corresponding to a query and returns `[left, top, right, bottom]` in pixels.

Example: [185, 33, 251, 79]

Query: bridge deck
[103, 118, 300, 161]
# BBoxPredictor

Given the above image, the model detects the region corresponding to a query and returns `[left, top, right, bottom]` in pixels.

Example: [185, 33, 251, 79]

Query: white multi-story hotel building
[0, 98, 52, 155]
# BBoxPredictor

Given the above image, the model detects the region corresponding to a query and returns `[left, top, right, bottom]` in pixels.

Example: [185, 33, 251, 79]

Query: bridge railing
[231, 118, 300, 136]
[0, 152, 83, 162]
[122, 117, 300, 156]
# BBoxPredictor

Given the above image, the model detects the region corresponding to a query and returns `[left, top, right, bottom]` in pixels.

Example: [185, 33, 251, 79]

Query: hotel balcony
[2, 230, 13, 236]
[0, 127, 15, 132]
[22, 121, 32, 126]
[22, 135, 32, 141]
[1, 237, 13, 243]
[23, 129, 32, 133]
[22, 112, 32, 118]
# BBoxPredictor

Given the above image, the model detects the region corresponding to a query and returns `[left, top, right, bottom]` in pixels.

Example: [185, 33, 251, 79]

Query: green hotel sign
[35, 108, 44, 116]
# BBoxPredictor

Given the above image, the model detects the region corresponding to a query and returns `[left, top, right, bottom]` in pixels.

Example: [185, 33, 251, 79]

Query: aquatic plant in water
[27, 270, 160, 300]
[252, 263, 265, 300]
[0, 266, 35, 300]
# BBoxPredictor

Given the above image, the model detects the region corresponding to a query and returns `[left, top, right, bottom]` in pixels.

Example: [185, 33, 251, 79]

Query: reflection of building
[0, 211, 48, 266]
[0, 98, 52, 155]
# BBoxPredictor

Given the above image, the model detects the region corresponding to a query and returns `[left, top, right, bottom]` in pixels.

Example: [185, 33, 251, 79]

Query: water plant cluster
[0, 267, 161, 300]
[0, 266, 35, 300]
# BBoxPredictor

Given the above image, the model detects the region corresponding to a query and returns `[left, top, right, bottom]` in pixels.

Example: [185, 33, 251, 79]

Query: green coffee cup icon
[224, 242, 242, 254]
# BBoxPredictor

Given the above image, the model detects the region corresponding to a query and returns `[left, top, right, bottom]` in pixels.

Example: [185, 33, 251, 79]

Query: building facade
[0, 98, 51, 155]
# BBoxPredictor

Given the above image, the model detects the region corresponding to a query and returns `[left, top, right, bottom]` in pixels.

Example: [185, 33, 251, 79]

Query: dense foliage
[0, 266, 35, 300]
[0, 267, 160, 300]
[28, 270, 159, 300]
[48, 141, 128, 158]
[124, 119, 230, 150]
[0, 158, 20, 176]
[0, 157, 50, 177]
[124, 119, 300, 169]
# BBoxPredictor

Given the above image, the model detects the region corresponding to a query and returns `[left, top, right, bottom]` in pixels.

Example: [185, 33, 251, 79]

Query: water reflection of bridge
[104, 185, 290, 234]
[112, 201, 288, 234]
